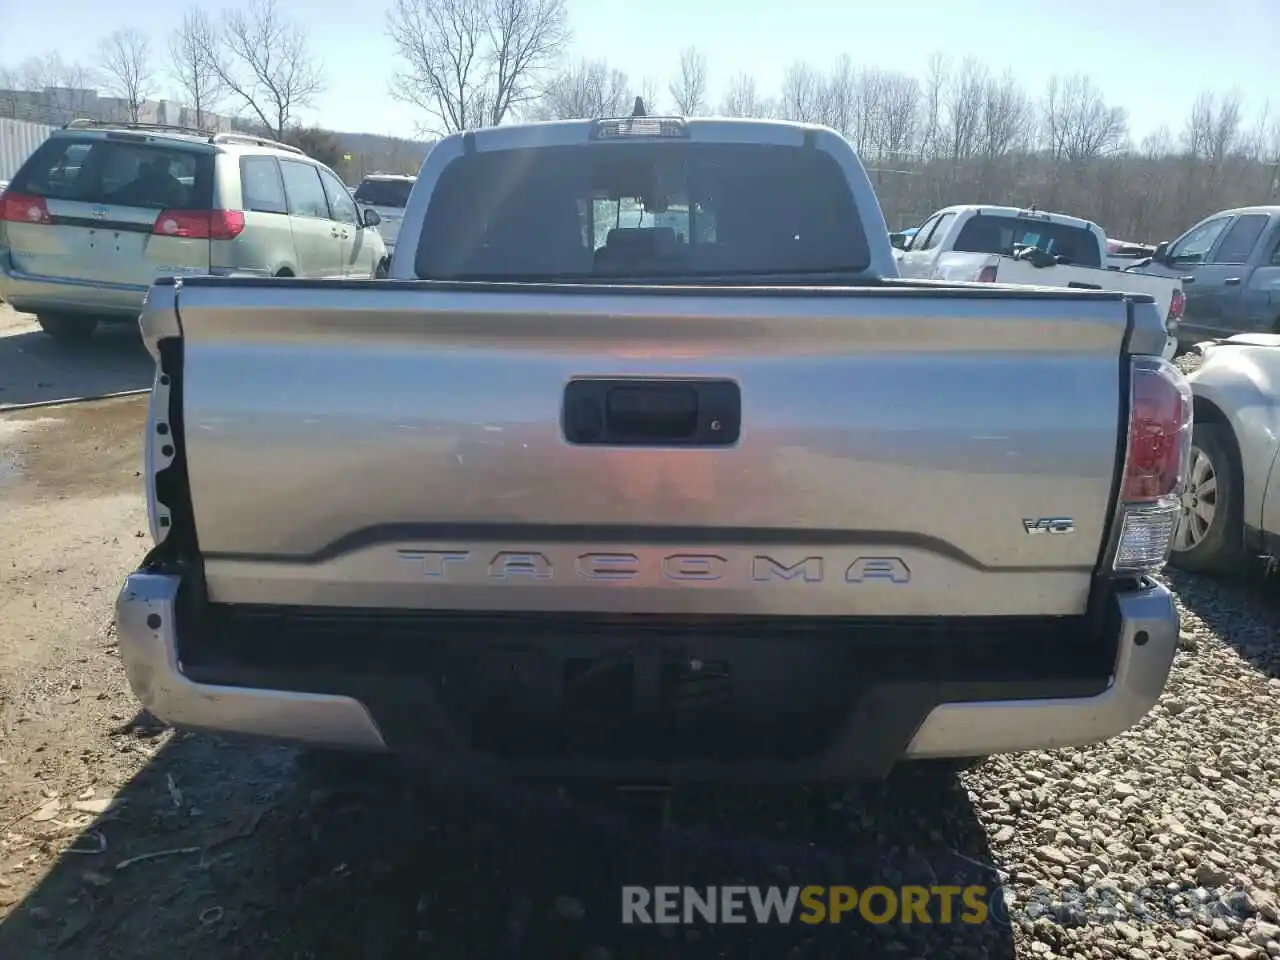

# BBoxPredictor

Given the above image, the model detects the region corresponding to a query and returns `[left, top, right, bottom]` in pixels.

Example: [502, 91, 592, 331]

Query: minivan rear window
[354, 178, 413, 208]
[415, 142, 870, 281]
[10, 135, 214, 210]
[952, 214, 1101, 268]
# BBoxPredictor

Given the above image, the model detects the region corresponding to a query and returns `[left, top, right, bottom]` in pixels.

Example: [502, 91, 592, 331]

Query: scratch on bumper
[114, 572, 386, 749]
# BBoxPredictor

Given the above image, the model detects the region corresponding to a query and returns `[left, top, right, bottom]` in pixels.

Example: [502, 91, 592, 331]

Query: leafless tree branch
[387, 0, 568, 135]
[168, 8, 226, 129]
[668, 46, 707, 115]
[531, 57, 630, 119]
[721, 72, 770, 118]
[213, 0, 325, 138]
[99, 28, 156, 122]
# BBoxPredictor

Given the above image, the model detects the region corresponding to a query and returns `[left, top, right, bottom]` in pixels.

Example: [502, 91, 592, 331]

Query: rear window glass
[953, 214, 1102, 268]
[354, 178, 413, 207]
[11, 135, 213, 210]
[415, 142, 870, 281]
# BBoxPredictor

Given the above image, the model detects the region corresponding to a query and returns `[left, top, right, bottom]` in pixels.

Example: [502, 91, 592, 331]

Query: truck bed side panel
[160, 282, 1129, 618]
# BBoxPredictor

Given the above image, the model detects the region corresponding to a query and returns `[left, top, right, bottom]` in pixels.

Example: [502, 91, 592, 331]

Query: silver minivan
[0, 121, 387, 341]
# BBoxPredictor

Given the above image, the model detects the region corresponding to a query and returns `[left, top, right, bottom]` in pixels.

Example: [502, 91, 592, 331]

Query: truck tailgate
[152, 279, 1131, 619]
[994, 258, 1177, 317]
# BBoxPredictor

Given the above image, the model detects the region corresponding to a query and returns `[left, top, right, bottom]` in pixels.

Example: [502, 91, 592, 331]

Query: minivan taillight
[152, 209, 245, 241]
[976, 265, 998, 282]
[1111, 356, 1193, 574]
[1, 192, 51, 225]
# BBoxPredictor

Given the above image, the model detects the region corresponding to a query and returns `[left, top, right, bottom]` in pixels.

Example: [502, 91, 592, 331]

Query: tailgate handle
[563, 378, 740, 446]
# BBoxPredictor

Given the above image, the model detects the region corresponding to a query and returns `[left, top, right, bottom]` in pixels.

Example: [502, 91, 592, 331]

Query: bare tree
[721, 71, 768, 118]
[99, 28, 156, 122]
[825, 56, 858, 139]
[668, 46, 707, 115]
[7, 52, 97, 122]
[532, 57, 630, 119]
[0, 66, 21, 119]
[848, 65, 887, 156]
[1042, 73, 1128, 164]
[876, 72, 920, 162]
[916, 52, 948, 162]
[387, 0, 569, 134]
[778, 60, 826, 124]
[213, 0, 325, 138]
[637, 76, 661, 113]
[942, 57, 986, 168]
[168, 8, 226, 129]
[979, 70, 1031, 160]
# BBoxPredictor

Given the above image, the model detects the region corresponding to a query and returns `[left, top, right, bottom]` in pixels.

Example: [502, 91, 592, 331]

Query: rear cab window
[8, 134, 214, 212]
[415, 141, 869, 281]
[953, 213, 1102, 268]
[354, 178, 413, 208]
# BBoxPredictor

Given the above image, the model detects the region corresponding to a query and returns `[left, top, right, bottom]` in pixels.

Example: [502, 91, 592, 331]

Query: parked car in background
[0, 120, 387, 342]
[353, 173, 415, 253]
[1130, 206, 1280, 348]
[1169, 333, 1280, 573]
[894, 204, 1182, 359]
[116, 114, 1186, 782]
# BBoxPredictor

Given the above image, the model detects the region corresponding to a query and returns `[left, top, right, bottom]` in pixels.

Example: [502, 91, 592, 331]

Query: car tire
[1168, 422, 1246, 574]
[37, 314, 98, 343]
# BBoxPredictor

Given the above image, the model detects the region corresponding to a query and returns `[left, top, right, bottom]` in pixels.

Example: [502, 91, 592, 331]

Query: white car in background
[353, 173, 415, 254]
[1169, 333, 1280, 574]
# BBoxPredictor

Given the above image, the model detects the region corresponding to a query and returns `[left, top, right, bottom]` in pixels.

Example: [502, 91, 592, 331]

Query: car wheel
[37, 314, 98, 343]
[1168, 422, 1245, 574]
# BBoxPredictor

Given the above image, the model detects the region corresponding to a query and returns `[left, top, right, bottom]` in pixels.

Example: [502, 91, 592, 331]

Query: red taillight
[1, 192, 51, 225]
[976, 265, 998, 282]
[1121, 357, 1193, 503]
[1110, 356, 1194, 574]
[1167, 288, 1185, 323]
[152, 209, 245, 241]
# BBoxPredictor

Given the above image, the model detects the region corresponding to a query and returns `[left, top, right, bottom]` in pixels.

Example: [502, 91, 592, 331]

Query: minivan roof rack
[210, 131, 305, 155]
[62, 118, 212, 137]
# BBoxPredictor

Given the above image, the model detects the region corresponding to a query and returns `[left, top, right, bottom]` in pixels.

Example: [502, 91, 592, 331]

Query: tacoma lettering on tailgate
[397, 550, 911, 585]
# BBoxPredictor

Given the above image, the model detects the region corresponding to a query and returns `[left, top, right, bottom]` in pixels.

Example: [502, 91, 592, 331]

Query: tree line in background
[2, 0, 1278, 240]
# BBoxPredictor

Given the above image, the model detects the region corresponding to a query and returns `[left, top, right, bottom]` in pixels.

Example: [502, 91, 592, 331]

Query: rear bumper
[115, 573, 1179, 779]
[0, 258, 148, 319]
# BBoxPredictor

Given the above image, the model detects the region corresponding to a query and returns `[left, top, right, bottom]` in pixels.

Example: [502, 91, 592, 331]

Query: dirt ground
[2, 303, 1279, 960]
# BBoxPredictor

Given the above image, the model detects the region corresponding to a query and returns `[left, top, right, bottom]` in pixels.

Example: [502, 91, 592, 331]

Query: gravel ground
[1, 337, 1277, 959]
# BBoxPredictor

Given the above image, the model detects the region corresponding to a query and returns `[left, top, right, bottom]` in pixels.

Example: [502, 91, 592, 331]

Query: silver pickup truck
[116, 114, 1191, 781]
